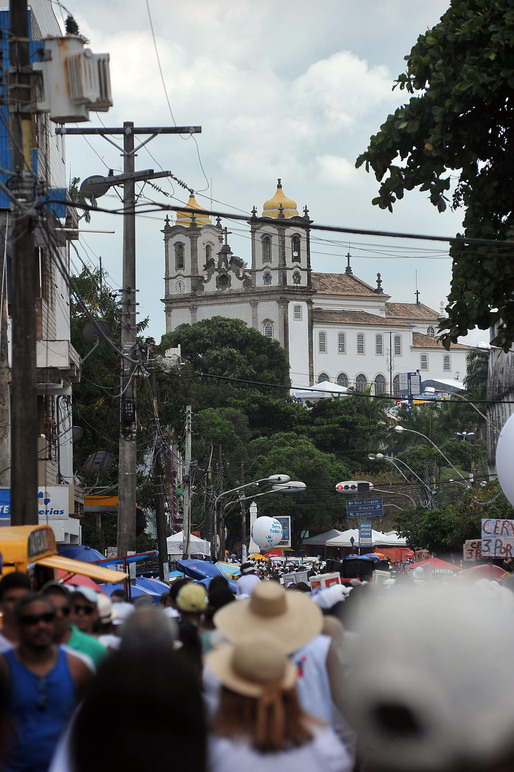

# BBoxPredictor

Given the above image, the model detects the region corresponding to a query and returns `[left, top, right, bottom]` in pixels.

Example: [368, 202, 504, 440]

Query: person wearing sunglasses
[40, 584, 107, 669]
[0, 593, 92, 772]
[0, 572, 31, 653]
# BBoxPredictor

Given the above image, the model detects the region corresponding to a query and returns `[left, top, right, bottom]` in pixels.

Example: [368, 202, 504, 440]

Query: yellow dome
[262, 179, 298, 218]
[176, 194, 211, 226]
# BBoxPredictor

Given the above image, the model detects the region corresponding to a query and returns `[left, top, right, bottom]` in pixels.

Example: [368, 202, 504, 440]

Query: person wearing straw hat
[211, 581, 345, 730]
[205, 632, 351, 772]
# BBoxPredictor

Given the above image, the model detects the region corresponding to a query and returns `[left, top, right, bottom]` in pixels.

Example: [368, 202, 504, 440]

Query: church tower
[162, 182, 313, 384]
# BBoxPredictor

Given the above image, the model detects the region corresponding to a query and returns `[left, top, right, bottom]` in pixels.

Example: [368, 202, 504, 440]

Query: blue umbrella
[176, 559, 226, 581]
[58, 545, 105, 562]
[136, 576, 170, 594]
[197, 576, 238, 593]
[99, 582, 160, 604]
[361, 553, 381, 560]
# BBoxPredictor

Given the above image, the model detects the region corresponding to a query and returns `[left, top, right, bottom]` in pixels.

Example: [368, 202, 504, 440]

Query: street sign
[359, 520, 373, 548]
[346, 497, 383, 518]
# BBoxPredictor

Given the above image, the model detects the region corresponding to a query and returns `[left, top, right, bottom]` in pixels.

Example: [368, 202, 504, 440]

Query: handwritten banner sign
[463, 539, 482, 561]
[481, 519, 514, 558]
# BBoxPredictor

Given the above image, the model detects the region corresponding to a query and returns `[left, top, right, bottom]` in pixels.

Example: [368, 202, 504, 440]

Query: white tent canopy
[302, 529, 345, 546]
[291, 381, 350, 403]
[325, 529, 408, 548]
[167, 530, 211, 557]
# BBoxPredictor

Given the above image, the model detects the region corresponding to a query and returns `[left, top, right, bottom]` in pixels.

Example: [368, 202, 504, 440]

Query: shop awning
[35, 554, 128, 583]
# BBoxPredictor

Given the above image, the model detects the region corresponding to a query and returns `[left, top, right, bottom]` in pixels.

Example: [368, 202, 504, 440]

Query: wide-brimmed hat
[213, 580, 322, 653]
[205, 633, 297, 697]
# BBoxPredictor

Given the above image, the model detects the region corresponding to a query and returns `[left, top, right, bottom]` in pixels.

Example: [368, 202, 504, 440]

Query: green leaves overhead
[356, 0, 514, 349]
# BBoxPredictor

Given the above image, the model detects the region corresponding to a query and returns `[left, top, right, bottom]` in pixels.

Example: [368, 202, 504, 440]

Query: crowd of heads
[0, 564, 513, 772]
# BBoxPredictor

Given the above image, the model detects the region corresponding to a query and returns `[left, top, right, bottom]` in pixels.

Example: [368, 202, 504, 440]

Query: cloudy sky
[54, 0, 485, 346]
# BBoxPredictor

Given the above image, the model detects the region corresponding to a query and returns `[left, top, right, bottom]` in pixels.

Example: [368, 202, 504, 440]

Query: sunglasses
[72, 604, 94, 615]
[19, 612, 55, 627]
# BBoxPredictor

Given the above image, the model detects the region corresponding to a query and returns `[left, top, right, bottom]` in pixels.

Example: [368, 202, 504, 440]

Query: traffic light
[335, 481, 374, 493]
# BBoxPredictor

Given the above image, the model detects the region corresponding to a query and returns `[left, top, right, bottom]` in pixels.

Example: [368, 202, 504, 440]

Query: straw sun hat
[213, 580, 322, 653]
[205, 634, 297, 697]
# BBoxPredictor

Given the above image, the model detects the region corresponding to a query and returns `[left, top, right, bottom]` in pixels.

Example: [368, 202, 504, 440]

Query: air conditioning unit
[34, 35, 113, 123]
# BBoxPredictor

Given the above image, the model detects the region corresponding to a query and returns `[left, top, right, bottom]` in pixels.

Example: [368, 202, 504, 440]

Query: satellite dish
[80, 175, 112, 200]
[72, 426, 83, 443]
[83, 451, 113, 476]
[82, 320, 111, 343]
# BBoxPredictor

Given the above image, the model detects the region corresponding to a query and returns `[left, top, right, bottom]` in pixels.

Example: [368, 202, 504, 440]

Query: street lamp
[393, 425, 469, 484]
[368, 452, 436, 508]
[213, 474, 291, 560]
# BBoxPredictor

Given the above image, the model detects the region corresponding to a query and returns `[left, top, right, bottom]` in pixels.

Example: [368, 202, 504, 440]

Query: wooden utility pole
[9, 0, 38, 524]
[56, 124, 201, 556]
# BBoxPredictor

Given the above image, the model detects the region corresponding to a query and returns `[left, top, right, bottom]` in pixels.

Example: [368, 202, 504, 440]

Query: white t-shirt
[208, 726, 352, 772]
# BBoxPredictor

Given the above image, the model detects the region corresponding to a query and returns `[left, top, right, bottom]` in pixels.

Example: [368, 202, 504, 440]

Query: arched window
[443, 354, 451, 371]
[357, 333, 365, 354]
[175, 242, 184, 270]
[375, 334, 383, 355]
[356, 374, 368, 391]
[318, 372, 329, 383]
[262, 236, 272, 262]
[337, 373, 348, 387]
[374, 374, 387, 395]
[263, 321, 273, 338]
[205, 244, 212, 261]
[427, 325, 435, 336]
[318, 331, 327, 353]
[291, 234, 301, 262]
[393, 374, 400, 396]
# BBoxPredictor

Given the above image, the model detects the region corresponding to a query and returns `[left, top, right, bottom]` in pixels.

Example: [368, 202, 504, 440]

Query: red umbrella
[459, 564, 508, 581]
[58, 571, 107, 594]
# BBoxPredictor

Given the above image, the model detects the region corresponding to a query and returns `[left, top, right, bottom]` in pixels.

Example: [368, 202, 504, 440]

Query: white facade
[162, 181, 473, 395]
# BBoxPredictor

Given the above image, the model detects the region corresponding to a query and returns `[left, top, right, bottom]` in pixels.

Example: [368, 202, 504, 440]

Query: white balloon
[251, 516, 283, 549]
[496, 413, 514, 506]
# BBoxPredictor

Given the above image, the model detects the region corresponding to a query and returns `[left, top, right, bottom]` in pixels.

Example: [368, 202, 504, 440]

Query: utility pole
[56, 124, 201, 556]
[145, 338, 168, 581]
[183, 406, 192, 558]
[9, 0, 38, 524]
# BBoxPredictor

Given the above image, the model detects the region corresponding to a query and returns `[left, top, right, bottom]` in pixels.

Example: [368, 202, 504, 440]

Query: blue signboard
[0, 488, 10, 520]
[346, 497, 383, 518]
[359, 520, 373, 547]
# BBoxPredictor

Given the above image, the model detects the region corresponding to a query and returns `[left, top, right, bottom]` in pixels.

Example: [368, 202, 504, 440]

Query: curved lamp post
[213, 474, 292, 560]
[368, 452, 436, 508]
[237, 481, 307, 560]
[393, 424, 469, 484]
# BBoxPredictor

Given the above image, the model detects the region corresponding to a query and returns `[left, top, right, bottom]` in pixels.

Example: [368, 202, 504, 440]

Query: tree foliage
[394, 482, 514, 554]
[356, 0, 514, 349]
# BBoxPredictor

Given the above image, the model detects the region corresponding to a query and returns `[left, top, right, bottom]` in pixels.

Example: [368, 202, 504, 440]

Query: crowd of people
[0, 563, 514, 772]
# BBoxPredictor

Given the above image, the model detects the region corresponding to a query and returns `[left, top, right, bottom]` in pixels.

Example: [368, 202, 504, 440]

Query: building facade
[162, 181, 473, 394]
[0, 1, 83, 542]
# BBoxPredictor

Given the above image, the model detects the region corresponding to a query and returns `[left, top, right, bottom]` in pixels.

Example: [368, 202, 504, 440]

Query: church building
[162, 181, 473, 394]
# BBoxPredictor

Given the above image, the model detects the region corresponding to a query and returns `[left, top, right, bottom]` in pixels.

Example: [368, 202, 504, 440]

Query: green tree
[248, 432, 352, 548]
[394, 482, 514, 555]
[355, 0, 514, 350]
[161, 317, 290, 396]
